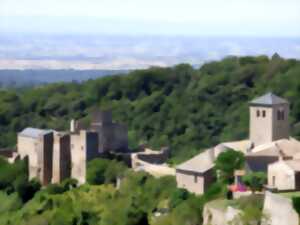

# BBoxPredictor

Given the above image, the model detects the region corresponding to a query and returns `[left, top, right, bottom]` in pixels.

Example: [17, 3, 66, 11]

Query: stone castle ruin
[17, 109, 128, 185]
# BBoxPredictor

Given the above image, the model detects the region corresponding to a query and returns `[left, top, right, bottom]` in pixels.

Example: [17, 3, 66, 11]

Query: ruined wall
[71, 130, 99, 184]
[135, 150, 169, 165]
[41, 132, 54, 185]
[86, 132, 99, 161]
[17, 135, 41, 180]
[71, 131, 86, 185]
[91, 123, 128, 153]
[52, 133, 71, 183]
[262, 191, 299, 225]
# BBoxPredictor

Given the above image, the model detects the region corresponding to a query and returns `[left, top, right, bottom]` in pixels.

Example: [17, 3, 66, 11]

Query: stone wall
[17, 132, 54, 185]
[246, 155, 278, 172]
[52, 133, 71, 183]
[268, 161, 296, 191]
[175, 169, 215, 195]
[262, 191, 299, 225]
[71, 130, 99, 184]
[42, 132, 54, 185]
[203, 203, 242, 225]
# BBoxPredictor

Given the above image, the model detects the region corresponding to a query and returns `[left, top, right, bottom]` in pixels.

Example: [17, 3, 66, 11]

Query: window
[272, 176, 276, 186]
[281, 111, 285, 120]
[277, 110, 285, 120]
[194, 175, 198, 183]
[256, 110, 260, 117]
[277, 110, 281, 120]
[262, 110, 266, 117]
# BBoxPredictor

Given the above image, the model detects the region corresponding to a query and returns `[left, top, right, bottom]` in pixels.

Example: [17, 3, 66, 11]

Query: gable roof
[247, 139, 300, 157]
[250, 92, 288, 106]
[176, 148, 215, 174]
[19, 127, 53, 139]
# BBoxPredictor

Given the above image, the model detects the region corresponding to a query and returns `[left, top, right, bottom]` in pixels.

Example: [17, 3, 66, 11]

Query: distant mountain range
[0, 34, 299, 70]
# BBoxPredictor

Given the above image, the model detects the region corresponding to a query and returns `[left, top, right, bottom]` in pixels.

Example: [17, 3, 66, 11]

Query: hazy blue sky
[0, 0, 300, 36]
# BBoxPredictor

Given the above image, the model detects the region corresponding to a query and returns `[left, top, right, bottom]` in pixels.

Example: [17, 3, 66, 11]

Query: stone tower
[249, 92, 289, 147]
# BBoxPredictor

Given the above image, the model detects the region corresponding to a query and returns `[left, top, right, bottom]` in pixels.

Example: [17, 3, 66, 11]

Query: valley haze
[0, 34, 300, 70]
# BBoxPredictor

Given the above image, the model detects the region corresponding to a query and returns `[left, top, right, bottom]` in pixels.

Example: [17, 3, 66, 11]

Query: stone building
[17, 128, 54, 185]
[175, 92, 297, 194]
[52, 132, 71, 183]
[72, 109, 128, 154]
[176, 148, 216, 194]
[70, 130, 99, 184]
[268, 159, 300, 191]
[249, 92, 289, 148]
[246, 139, 300, 172]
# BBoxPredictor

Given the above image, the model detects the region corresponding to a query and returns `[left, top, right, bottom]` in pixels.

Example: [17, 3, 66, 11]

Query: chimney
[70, 119, 76, 132]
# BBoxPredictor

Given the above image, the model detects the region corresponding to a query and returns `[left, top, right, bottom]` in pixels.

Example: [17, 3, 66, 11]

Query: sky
[0, 0, 300, 36]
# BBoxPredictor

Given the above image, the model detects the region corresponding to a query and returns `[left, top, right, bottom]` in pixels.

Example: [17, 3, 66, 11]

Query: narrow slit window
[277, 110, 281, 120]
[262, 110, 266, 117]
[281, 111, 285, 120]
[194, 175, 198, 183]
[256, 110, 260, 117]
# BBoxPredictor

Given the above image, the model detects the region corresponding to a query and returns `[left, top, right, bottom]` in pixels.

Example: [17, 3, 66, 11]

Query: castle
[17, 110, 128, 185]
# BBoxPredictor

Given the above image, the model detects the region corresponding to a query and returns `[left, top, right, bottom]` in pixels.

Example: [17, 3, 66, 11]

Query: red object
[229, 184, 247, 192]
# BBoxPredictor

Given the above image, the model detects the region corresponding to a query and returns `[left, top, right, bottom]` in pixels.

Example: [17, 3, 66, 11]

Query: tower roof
[19, 127, 53, 139]
[250, 92, 289, 106]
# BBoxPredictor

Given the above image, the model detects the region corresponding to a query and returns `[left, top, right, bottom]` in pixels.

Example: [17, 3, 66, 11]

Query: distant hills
[0, 70, 128, 87]
[0, 34, 299, 70]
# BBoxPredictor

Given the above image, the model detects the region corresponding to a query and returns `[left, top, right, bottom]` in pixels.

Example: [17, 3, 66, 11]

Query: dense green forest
[0, 157, 224, 225]
[1, 54, 300, 163]
[1, 55, 300, 225]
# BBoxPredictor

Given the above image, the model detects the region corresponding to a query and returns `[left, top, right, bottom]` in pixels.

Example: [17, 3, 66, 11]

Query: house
[17, 128, 54, 185]
[268, 159, 300, 191]
[175, 92, 297, 194]
[246, 139, 300, 172]
[176, 149, 216, 194]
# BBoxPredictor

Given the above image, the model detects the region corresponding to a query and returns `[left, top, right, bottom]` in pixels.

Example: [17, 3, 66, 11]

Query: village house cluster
[17, 110, 128, 185]
[176, 92, 300, 194]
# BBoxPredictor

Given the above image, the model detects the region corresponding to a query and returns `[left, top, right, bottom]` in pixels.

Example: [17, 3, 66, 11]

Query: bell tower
[249, 92, 289, 147]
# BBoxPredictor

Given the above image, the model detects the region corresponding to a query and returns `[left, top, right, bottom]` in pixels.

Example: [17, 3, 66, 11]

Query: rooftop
[176, 148, 215, 174]
[250, 92, 289, 106]
[247, 138, 300, 157]
[19, 127, 53, 139]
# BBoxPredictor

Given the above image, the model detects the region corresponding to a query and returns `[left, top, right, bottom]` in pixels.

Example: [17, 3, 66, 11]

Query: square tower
[249, 92, 289, 147]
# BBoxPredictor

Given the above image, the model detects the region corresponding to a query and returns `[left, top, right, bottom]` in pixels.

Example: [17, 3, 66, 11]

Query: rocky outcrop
[203, 201, 242, 225]
[262, 191, 299, 225]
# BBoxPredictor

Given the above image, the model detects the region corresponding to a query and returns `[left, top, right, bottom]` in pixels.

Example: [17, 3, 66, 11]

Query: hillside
[1, 54, 300, 163]
[0, 70, 127, 88]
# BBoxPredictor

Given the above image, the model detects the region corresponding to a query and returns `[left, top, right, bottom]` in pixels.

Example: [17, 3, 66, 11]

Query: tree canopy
[214, 149, 245, 183]
[1, 56, 300, 163]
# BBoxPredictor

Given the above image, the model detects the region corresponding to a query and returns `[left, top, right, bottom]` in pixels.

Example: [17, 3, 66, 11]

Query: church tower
[249, 92, 289, 147]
